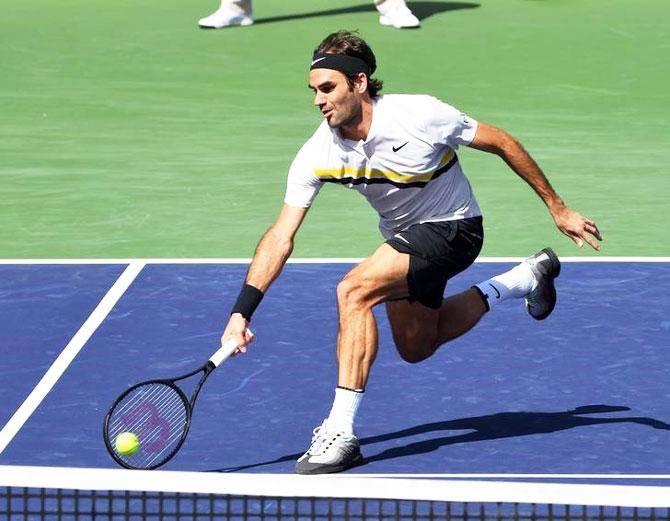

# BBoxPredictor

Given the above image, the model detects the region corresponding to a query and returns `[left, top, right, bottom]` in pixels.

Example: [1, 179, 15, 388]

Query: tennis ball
[115, 432, 140, 456]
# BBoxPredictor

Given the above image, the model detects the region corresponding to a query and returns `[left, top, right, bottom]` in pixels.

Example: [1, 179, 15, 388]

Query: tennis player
[221, 30, 602, 474]
[198, 0, 420, 29]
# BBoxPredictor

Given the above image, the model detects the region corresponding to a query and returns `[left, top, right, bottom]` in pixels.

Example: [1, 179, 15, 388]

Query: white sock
[475, 262, 537, 310]
[374, 0, 407, 14]
[326, 386, 364, 435]
[221, 0, 251, 15]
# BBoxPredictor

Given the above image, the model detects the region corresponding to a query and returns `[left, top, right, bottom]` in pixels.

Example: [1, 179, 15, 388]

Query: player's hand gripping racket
[103, 331, 252, 470]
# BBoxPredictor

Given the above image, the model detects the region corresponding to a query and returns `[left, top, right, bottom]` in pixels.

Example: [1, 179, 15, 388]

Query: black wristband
[231, 284, 264, 321]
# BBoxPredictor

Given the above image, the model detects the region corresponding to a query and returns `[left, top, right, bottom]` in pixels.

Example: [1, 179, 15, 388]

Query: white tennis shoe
[379, 5, 421, 29]
[198, 7, 254, 28]
[295, 419, 362, 475]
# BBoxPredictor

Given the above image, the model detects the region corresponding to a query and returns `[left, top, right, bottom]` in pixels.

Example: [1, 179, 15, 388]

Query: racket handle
[209, 329, 253, 367]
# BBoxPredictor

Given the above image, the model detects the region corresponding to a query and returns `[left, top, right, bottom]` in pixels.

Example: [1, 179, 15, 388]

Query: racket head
[103, 380, 191, 470]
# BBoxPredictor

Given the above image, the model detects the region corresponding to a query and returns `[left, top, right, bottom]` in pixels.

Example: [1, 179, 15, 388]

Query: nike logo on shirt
[392, 142, 409, 152]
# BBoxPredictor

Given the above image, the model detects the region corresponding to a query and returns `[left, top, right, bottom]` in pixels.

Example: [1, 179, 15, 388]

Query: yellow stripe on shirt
[314, 150, 455, 184]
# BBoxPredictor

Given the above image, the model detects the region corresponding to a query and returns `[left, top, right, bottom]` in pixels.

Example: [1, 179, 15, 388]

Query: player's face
[309, 69, 363, 130]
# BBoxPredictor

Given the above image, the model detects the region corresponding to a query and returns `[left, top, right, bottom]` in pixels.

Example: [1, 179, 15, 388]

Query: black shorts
[386, 217, 484, 309]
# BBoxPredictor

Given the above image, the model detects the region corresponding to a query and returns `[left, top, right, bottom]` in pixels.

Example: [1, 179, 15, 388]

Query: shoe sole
[295, 453, 363, 475]
[378, 16, 421, 28]
[379, 22, 421, 28]
[198, 19, 253, 29]
[529, 247, 560, 321]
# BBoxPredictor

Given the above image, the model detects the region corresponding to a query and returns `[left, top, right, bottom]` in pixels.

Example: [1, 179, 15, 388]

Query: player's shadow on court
[251, 2, 480, 25]
[212, 405, 670, 472]
[360, 405, 670, 466]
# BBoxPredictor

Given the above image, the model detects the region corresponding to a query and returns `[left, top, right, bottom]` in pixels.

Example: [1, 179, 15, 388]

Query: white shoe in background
[379, 4, 421, 28]
[198, 7, 254, 28]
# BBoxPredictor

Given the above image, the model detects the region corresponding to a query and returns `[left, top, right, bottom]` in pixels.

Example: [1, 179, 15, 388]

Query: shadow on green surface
[252, 1, 480, 25]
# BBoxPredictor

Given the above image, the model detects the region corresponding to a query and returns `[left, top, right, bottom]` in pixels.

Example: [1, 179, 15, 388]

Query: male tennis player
[221, 30, 602, 475]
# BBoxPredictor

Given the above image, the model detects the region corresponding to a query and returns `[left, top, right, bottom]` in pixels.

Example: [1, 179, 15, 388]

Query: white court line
[0, 262, 145, 454]
[342, 473, 670, 480]
[0, 257, 668, 264]
[1, 465, 669, 507]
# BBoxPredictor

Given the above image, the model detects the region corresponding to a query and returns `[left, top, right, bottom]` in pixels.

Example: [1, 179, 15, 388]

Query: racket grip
[209, 329, 253, 367]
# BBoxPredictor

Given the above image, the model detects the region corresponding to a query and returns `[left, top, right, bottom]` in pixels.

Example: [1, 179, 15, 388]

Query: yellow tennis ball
[115, 432, 140, 456]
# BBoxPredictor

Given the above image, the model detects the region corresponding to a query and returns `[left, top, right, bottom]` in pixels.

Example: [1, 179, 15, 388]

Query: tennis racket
[103, 331, 252, 470]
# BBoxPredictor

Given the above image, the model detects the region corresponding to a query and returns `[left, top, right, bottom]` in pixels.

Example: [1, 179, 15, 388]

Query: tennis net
[2, 465, 669, 521]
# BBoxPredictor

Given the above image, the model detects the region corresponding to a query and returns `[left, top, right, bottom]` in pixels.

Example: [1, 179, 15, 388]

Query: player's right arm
[221, 203, 309, 350]
[222, 130, 323, 350]
[244, 203, 309, 293]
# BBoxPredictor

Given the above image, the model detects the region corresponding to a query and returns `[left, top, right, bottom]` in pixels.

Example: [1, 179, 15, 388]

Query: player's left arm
[468, 122, 602, 251]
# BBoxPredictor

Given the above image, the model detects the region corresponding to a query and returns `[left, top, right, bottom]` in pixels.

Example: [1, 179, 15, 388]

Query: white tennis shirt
[284, 94, 482, 239]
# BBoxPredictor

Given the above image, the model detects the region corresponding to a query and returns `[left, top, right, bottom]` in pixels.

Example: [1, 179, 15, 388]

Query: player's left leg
[387, 247, 561, 363]
[386, 287, 487, 363]
[475, 247, 561, 320]
[381, 217, 485, 363]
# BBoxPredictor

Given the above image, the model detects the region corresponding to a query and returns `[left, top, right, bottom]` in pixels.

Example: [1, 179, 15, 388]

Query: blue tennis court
[0, 260, 668, 483]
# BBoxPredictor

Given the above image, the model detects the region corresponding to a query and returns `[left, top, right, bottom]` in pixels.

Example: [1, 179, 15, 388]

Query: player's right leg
[198, 0, 253, 28]
[296, 243, 411, 475]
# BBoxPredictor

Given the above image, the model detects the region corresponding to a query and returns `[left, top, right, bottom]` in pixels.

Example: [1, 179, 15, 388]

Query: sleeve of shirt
[424, 96, 478, 149]
[283, 143, 323, 208]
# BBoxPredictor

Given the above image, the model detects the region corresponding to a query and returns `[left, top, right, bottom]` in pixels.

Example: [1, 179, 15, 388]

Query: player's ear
[354, 72, 368, 94]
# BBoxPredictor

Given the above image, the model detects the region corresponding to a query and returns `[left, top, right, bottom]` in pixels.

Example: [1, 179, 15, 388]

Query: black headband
[310, 52, 371, 76]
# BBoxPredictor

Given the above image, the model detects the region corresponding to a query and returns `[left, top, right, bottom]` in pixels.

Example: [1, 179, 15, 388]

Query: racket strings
[142, 392, 191, 468]
[108, 383, 175, 432]
[114, 387, 184, 465]
[109, 384, 182, 437]
[109, 386, 182, 452]
[107, 382, 188, 469]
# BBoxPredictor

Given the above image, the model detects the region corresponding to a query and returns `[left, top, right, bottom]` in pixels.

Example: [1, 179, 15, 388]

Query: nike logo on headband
[310, 53, 370, 75]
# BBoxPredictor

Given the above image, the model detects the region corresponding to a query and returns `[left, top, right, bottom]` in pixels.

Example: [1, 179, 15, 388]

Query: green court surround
[1, 0, 667, 258]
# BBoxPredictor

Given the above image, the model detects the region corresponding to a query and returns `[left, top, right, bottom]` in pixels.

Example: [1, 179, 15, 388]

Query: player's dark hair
[315, 30, 383, 97]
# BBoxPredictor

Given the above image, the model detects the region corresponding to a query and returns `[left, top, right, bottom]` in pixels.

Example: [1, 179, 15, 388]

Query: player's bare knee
[336, 277, 356, 306]
[396, 344, 435, 364]
[393, 331, 439, 364]
[336, 276, 372, 310]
